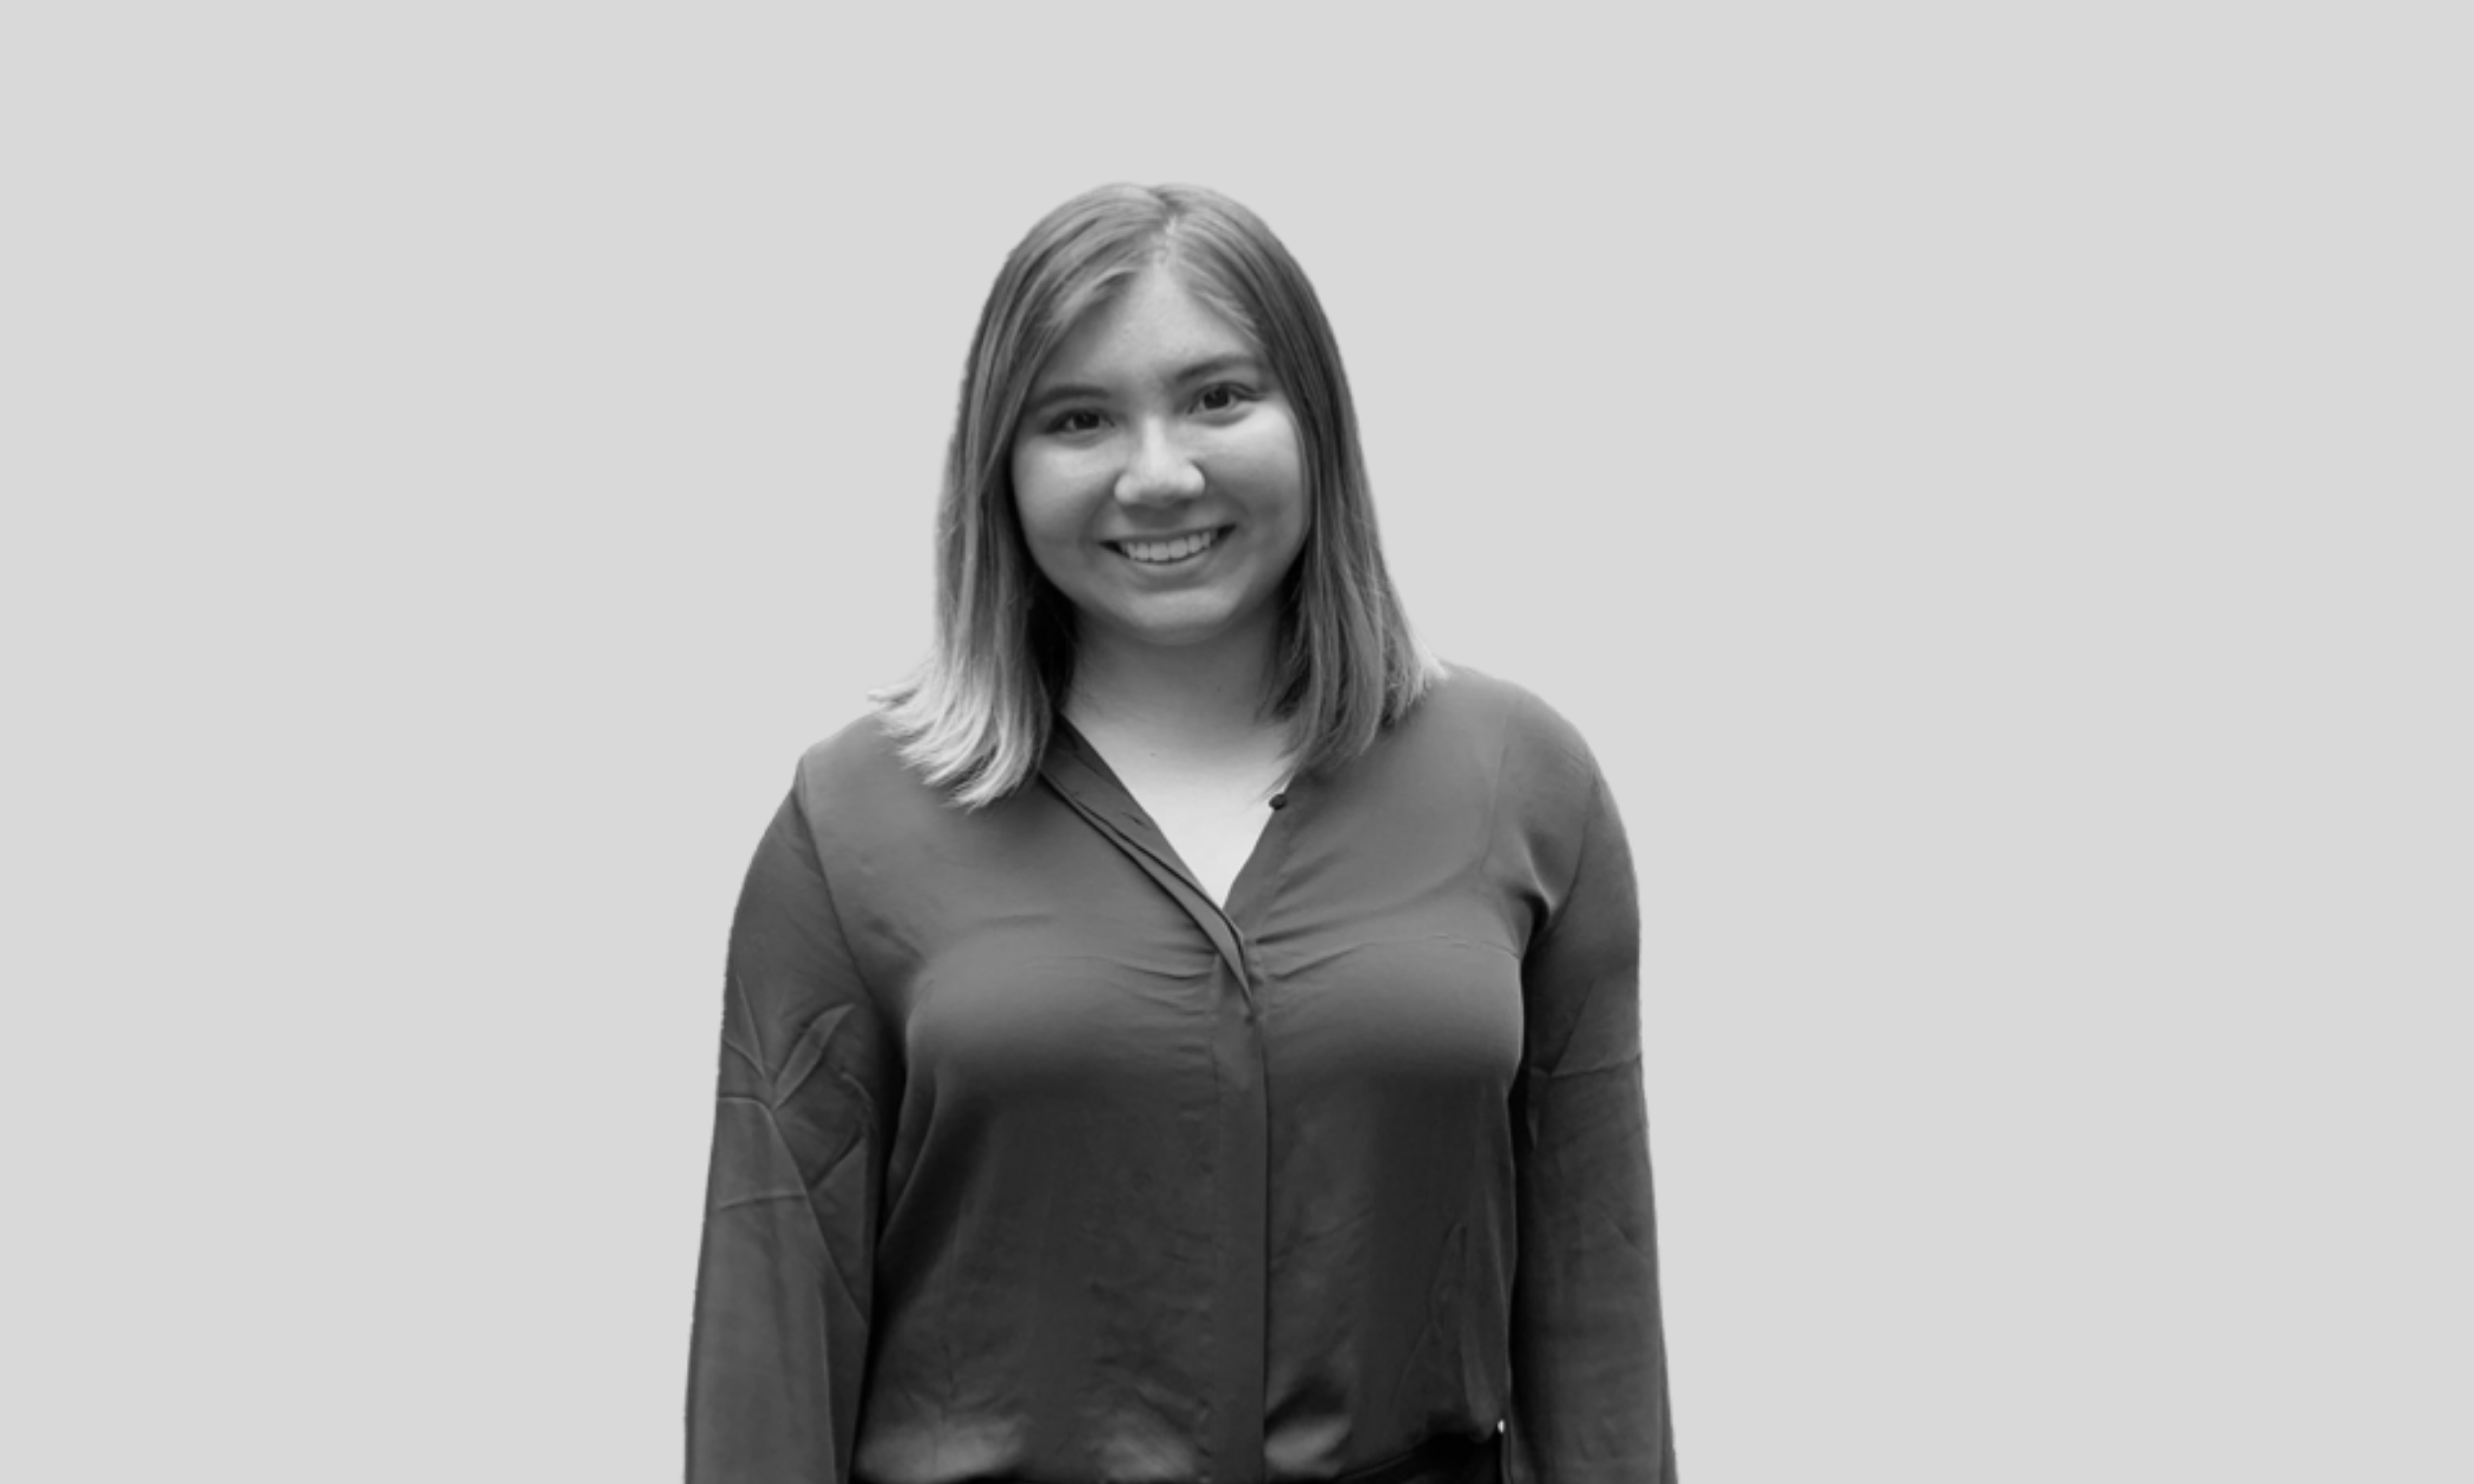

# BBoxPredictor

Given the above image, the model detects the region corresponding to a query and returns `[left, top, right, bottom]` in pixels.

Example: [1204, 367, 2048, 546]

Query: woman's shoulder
[784, 709, 950, 826]
[1410, 666, 1624, 900]
[1408, 660, 1602, 775]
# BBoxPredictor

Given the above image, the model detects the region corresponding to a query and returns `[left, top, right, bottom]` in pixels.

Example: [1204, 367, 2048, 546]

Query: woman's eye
[1047, 409, 1104, 435]
[1195, 383, 1254, 415]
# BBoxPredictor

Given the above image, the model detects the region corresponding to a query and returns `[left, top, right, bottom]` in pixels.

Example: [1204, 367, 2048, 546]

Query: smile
[1109, 527, 1226, 565]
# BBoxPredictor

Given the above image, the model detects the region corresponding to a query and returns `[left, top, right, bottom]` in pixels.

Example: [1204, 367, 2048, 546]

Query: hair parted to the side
[873, 182, 1443, 809]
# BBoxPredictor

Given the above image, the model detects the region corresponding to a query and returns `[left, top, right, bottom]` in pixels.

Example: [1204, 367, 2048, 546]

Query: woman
[688, 184, 1676, 1484]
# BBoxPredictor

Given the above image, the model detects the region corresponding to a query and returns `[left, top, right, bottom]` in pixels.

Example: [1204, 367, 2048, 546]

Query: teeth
[1119, 529, 1218, 564]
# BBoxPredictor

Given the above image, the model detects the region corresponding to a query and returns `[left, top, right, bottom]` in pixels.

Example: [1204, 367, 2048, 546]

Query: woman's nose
[1114, 418, 1205, 505]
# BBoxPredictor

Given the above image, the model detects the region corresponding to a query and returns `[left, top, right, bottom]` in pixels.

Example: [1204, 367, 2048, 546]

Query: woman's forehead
[1035, 265, 1262, 387]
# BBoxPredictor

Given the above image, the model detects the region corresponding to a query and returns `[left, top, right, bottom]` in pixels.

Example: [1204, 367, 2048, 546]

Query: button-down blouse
[687, 667, 1676, 1484]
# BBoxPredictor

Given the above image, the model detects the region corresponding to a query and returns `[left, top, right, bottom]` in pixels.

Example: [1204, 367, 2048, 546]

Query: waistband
[895, 1428, 1503, 1484]
[1330, 1430, 1500, 1484]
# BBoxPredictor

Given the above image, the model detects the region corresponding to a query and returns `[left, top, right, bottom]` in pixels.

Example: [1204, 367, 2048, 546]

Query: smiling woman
[1010, 265, 1310, 687]
[685, 184, 1679, 1484]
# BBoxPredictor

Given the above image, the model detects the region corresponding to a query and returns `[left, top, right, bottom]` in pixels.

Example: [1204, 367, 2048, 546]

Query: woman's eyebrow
[1024, 381, 1107, 415]
[1025, 356, 1267, 415]
[1171, 353, 1263, 385]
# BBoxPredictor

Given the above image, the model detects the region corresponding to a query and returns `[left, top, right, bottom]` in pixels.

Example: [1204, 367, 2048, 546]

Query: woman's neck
[1064, 619, 1289, 766]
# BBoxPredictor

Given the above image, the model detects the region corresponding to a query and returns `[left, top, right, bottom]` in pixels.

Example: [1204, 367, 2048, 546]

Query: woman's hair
[874, 182, 1442, 809]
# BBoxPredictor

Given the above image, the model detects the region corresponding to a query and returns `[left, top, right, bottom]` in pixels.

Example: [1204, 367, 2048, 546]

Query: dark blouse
[687, 667, 1676, 1484]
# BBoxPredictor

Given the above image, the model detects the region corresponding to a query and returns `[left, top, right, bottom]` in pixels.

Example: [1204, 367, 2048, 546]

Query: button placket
[1039, 731, 1277, 1478]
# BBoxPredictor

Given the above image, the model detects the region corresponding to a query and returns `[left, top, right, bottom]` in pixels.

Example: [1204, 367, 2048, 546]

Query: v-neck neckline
[1045, 714, 1297, 918]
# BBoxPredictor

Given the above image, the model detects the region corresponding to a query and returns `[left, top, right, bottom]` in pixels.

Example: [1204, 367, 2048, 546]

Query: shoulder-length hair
[874, 182, 1442, 809]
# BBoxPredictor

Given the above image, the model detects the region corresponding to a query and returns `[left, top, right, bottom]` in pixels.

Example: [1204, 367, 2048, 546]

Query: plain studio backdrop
[2, 4, 2464, 1480]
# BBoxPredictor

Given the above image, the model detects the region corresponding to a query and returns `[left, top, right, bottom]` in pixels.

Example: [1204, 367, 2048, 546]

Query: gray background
[4, 3, 2464, 1479]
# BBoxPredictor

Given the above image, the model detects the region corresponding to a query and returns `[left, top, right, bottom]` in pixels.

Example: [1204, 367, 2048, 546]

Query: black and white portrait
[4, 6, 2462, 1482]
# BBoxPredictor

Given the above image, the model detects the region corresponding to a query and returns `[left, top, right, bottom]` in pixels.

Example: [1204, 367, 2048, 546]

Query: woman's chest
[849, 794, 1533, 1104]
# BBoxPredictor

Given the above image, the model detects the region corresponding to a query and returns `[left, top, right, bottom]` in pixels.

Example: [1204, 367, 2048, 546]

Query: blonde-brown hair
[875, 183, 1441, 807]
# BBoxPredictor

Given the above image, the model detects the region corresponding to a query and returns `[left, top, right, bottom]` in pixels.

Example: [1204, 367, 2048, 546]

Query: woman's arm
[1507, 758, 1679, 1483]
[687, 782, 896, 1484]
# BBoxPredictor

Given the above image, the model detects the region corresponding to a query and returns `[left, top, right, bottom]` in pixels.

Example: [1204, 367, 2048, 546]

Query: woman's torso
[777, 666, 1606, 1484]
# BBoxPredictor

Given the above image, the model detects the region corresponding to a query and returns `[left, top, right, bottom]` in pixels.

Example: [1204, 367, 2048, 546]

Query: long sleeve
[688, 784, 897, 1484]
[1505, 763, 1678, 1484]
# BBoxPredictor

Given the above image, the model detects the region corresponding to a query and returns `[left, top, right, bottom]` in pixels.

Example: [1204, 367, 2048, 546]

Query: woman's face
[1011, 264, 1309, 663]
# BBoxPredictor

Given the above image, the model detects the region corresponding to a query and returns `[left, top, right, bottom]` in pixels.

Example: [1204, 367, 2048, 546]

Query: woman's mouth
[1108, 527, 1226, 566]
